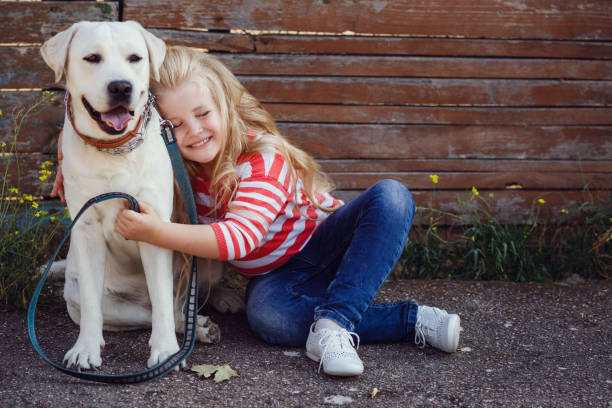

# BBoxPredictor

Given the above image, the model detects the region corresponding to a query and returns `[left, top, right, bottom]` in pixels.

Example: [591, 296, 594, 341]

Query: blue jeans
[245, 180, 418, 347]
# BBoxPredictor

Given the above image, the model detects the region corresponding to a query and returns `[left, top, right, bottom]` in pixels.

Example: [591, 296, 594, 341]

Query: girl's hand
[114, 201, 162, 243]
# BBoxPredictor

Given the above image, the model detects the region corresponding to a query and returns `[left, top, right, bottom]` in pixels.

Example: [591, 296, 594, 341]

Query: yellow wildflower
[9, 187, 18, 195]
[35, 210, 48, 217]
[0, 109, 3, 116]
[429, 174, 439, 184]
[39, 168, 52, 181]
[31, 202, 39, 209]
[23, 194, 33, 201]
[561, 208, 568, 214]
[1, 142, 6, 148]
[471, 187, 479, 196]
[537, 198, 546, 205]
[489, 193, 494, 199]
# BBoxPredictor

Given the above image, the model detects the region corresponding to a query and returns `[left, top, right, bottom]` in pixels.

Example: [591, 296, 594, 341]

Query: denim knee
[245, 280, 310, 347]
[370, 179, 415, 225]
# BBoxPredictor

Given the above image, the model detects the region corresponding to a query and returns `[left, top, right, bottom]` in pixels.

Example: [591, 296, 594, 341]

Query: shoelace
[414, 320, 427, 349]
[317, 330, 360, 373]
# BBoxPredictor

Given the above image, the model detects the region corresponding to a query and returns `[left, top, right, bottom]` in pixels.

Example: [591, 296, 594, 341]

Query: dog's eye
[83, 54, 101, 64]
[128, 54, 142, 63]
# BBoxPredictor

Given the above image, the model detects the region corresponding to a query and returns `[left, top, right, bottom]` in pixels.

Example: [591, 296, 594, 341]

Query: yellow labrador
[41, 21, 242, 371]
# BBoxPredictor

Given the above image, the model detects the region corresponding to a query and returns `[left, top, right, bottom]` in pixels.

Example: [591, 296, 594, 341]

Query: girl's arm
[115, 202, 220, 259]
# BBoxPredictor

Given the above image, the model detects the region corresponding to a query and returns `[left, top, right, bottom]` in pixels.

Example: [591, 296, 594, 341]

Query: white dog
[41, 21, 242, 371]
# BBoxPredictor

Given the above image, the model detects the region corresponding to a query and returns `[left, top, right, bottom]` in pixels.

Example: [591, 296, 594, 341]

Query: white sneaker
[305, 323, 364, 376]
[414, 305, 461, 353]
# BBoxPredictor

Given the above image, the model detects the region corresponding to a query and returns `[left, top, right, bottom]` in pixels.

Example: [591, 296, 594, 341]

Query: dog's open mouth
[82, 97, 134, 135]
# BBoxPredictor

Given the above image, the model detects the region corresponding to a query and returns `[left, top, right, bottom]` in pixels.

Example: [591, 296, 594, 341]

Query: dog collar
[65, 93, 152, 155]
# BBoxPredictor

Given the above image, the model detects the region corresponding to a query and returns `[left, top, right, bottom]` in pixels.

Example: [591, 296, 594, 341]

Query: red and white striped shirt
[194, 141, 342, 277]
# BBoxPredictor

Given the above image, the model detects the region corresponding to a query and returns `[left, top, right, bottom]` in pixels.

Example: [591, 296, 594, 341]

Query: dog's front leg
[139, 242, 180, 368]
[63, 224, 106, 370]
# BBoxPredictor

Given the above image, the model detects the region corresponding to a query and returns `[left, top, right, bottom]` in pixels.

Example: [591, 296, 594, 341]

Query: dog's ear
[41, 23, 83, 83]
[126, 21, 167, 82]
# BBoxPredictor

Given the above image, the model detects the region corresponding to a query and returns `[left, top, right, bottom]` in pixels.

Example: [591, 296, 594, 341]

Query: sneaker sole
[305, 351, 363, 376]
[442, 314, 461, 353]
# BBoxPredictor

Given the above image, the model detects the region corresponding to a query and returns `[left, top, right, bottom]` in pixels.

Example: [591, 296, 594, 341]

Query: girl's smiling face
[157, 79, 223, 177]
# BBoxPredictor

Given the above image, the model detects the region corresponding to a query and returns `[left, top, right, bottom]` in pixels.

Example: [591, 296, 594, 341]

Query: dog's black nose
[108, 80, 132, 101]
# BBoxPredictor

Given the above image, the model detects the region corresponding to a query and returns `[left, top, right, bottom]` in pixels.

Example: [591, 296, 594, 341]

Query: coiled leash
[27, 119, 199, 384]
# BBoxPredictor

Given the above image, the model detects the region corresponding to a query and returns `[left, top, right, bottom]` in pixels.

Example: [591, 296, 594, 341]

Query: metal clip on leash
[27, 119, 200, 384]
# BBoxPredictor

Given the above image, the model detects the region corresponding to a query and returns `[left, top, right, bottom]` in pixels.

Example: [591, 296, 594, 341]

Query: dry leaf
[370, 387, 379, 399]
[191, 364, 239, 383]
[213, 364, 239, 383]
[191, 364, 218, 378]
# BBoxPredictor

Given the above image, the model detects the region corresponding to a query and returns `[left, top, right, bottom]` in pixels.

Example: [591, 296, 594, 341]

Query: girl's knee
[246, 283, 309, 347]
[371, 179, 415, 222]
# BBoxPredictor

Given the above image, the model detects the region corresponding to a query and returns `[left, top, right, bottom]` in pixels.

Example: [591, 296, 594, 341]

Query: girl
[112, 46, 461, 376]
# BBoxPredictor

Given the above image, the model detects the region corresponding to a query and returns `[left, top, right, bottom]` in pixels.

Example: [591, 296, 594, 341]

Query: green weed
[1, 92, 67, 310]
[398, 177, 611, 282]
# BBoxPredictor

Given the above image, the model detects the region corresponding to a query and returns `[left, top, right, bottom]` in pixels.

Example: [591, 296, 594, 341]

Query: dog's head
[41, 21, 166, 138]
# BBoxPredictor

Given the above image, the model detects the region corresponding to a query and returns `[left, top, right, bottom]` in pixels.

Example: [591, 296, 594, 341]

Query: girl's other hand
[50, 130, 66, 203]
[50, 165, 65, 203]
[114, 201, 162, 243]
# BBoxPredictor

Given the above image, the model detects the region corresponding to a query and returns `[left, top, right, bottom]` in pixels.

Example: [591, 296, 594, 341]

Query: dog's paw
[63, 335, 105, 370]
[195, 315, 221, 344]
[209, 287, 245, 314]
[147, 335, 180, 369]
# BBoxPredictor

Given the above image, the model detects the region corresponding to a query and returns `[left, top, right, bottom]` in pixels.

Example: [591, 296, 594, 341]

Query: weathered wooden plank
[0, 92, 63, 154]
[124, 0, 612, 40]
[334, 189, 607, 224]
[217, 54, 612, 80]
[319, 159, 612, 174]
[254, 35, 612, 59]
[277, 124, 612, 161]
[9, 152, 607, 194]
[328, 172, 612, 191]
[240, 77, 611, 106]
[6, 46, 611, 90]
[0, 47, 54, 89]
[1, 1, 119, 43]
[7, 153, 603, 223]
[2, 91, 610, 161]
[148, 28, 254, 53]
[266, 104, 612, 126]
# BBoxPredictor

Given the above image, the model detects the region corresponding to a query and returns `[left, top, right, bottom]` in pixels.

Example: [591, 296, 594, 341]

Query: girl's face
[157, 79, 224, 177]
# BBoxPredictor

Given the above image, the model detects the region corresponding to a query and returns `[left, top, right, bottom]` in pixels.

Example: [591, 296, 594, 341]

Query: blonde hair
[151, 46, 337, 304]
[152, 46, 336, 218]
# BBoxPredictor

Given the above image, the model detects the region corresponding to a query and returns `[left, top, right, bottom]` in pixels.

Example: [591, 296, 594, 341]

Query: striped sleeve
[210, 174, 292, 261]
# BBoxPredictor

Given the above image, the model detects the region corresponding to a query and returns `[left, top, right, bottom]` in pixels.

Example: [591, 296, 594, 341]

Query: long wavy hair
[150, 46, 338, 304]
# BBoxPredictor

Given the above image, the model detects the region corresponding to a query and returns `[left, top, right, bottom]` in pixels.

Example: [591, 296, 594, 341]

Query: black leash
[27, 120, 199, 384]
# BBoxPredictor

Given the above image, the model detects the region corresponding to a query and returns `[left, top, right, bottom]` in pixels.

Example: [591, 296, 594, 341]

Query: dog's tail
[37, 259, 67, 281]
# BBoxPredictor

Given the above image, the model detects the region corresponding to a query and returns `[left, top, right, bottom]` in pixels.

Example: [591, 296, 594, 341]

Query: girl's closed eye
[197, 111, 210, 118]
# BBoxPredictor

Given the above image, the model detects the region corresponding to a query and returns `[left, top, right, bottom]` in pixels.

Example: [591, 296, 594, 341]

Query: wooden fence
[1, 0, 611, 223]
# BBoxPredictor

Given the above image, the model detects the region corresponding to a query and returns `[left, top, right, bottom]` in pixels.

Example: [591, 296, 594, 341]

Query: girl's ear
[126, 20, 167, 82]
[40, 22, 84, 83]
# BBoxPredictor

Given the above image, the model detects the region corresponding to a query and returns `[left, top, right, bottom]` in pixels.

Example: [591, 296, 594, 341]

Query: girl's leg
[246, 179, 418, 346]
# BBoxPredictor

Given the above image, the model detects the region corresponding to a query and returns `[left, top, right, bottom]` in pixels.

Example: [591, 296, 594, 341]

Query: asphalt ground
[1, 279, 610, 407]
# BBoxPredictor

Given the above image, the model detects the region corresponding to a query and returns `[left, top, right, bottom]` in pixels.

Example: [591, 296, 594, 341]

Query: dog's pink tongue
[100, 106, 133, 131]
